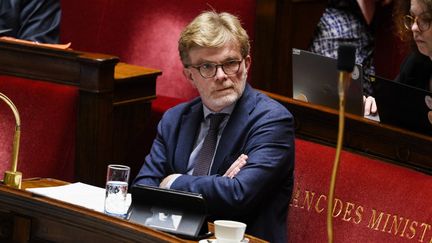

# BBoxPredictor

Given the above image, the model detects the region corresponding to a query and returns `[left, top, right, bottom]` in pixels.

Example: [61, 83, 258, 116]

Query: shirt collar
[202, 102, 236, 119]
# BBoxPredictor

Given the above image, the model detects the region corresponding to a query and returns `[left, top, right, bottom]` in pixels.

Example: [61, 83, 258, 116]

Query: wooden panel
[263, 91, 432, 174]
[252, 0, 326, 96]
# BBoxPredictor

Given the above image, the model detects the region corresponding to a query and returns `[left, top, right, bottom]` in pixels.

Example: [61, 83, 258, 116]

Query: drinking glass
[104, 164, 130, 218]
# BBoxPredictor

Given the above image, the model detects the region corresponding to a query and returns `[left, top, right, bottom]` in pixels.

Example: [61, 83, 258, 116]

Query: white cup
[214, 220, 246, 243]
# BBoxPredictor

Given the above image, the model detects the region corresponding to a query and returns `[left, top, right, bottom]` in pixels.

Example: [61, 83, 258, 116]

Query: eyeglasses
[403, 14, 431, 32]
[188, 59, 243, 79]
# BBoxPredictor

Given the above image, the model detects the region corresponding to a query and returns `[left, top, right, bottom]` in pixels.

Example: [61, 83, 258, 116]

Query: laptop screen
[292, 48, 364, 116]
[371, 75, 432, 136]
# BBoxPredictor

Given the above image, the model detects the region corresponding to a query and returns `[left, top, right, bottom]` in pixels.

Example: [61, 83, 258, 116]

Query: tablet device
[129, 184, 212, 240]
[292, 48, 364, 116]
[371, 75, 432, 135]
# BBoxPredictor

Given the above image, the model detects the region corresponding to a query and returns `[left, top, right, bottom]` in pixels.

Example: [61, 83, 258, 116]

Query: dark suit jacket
[0, 0, 60, 43]
[396, 51, 432, 91]
[134, 84, 295, 243]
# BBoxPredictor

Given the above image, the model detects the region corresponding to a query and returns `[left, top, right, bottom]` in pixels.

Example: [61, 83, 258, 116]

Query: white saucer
[198, 238, 249, 243]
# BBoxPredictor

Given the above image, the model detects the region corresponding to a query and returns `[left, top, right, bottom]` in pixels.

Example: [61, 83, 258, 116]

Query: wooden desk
[0, 179, 267, 243]
[264, 92, 432, 174]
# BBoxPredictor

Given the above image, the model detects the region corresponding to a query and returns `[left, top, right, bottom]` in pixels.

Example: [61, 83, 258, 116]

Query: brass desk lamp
[0, 92, 22, 189]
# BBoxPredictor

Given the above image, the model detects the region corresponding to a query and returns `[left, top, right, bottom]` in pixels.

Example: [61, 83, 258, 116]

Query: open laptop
[371, 75, 432, 136]
[292, 48, 364, 116]
[128, 184, 212, 240]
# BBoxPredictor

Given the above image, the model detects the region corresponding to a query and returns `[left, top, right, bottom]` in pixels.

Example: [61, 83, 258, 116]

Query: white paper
[26, 182, 131, 213]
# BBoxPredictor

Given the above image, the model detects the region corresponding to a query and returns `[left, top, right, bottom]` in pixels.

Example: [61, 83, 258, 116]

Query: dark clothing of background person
[395, 51, 432, 92]
[0, 0, 61, 43]
[328, 0, 366, 22]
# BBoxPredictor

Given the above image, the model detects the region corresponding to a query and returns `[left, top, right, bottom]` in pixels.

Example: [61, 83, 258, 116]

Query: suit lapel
[174, 104, 203, 173]
[210, 85, 256, 174]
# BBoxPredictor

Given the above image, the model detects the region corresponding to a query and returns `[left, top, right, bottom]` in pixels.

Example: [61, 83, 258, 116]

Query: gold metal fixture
[0, 92, 22, 189]
[327, 71, 351, 243]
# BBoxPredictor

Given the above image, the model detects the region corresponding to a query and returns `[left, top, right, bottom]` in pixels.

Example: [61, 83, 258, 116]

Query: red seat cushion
[152, 95, 188, 116]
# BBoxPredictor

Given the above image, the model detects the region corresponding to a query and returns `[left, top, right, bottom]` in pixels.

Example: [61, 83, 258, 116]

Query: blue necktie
[193, 113, 226, 176]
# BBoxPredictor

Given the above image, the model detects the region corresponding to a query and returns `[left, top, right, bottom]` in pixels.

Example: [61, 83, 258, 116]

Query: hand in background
[363, 95, 378, 116]
[224, 154, 248, 179]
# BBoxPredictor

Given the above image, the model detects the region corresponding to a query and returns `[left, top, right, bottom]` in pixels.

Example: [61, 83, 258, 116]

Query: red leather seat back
[60, 0, 256, 100]
[0, 76, 78, 181]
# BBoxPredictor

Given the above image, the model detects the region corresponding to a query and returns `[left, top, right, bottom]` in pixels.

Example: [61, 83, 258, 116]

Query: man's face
[183, 41, 251, 112]
[410, 0, 432, 58]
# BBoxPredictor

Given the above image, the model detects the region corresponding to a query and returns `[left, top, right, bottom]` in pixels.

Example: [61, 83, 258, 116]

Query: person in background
[133, 11, 294, 243]
[393, 0, 432, 91]
[309, 0, 393, 116]
[364, 0, 432, 115]
[0, 0, 61, 44]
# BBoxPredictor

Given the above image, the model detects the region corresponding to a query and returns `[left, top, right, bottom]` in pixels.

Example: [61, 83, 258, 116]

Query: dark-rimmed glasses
[187, 59, 243, 79]
[403, 14, 431, 32]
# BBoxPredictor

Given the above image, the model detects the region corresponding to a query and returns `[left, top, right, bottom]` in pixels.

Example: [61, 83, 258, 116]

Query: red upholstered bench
[0, 76, 77, 182]
[290, 138, 432, 242]
[60, 0, 255, 98]
[1, 38, 159, 187]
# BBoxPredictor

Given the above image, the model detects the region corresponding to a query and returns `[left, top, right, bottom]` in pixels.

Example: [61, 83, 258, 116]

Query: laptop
[292, 48, 364, 116]
[371, 75, 432, 136]
[128, 184, 212, 240]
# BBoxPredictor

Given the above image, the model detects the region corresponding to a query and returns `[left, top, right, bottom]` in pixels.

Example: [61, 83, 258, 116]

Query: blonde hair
[178, 11, 250, 66]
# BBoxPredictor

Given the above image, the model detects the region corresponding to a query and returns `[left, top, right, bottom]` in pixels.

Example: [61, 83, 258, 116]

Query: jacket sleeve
[18, 0, 61, 43]
[133, 116, 175, 187]
[170, 105, 294, 217]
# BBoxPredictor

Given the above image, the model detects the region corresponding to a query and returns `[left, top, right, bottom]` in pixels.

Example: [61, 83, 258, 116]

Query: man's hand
[159, 154, 248, 186]
[223, 154, 248, 179]
[363, 95, 377, 116]
[159, 174, 180, 188]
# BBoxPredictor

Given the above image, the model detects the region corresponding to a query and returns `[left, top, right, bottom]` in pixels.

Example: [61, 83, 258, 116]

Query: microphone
[0, 92, 22, 189]
[327, 44, 356, 243]
[337, 44, 356, 99]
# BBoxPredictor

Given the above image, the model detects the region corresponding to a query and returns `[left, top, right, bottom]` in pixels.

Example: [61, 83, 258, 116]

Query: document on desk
[26, 182, 131, 213]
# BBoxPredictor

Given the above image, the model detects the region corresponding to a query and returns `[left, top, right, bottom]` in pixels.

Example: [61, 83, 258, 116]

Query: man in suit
[133, 11, 294, 243]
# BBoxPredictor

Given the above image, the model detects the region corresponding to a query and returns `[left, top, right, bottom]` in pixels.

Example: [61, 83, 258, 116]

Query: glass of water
[104, 164, 130, 218]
